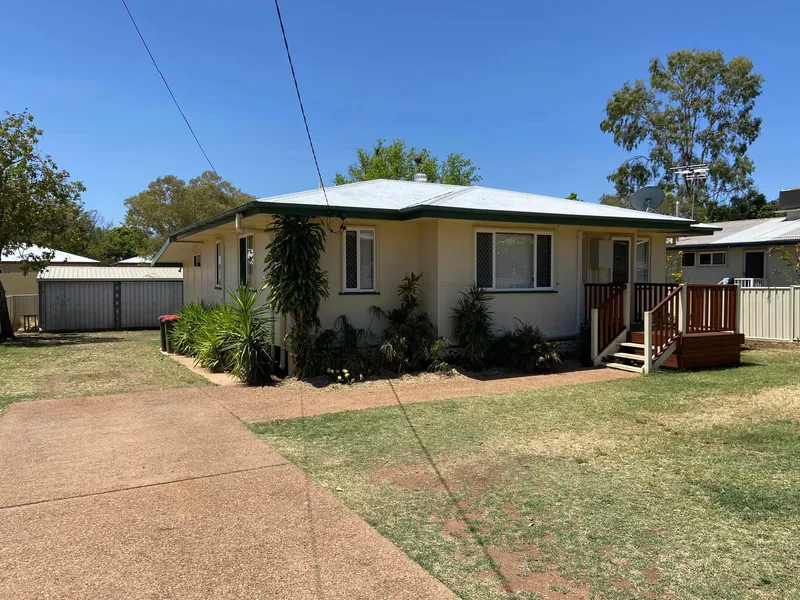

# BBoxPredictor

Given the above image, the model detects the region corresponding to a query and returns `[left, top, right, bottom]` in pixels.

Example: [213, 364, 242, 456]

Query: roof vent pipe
[412, 173, 428, 183]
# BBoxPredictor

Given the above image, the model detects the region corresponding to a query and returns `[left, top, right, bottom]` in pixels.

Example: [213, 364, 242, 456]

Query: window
[744, 252, 765, 279]
[699, 251, 726, 266]
[636, 239, 650, 283]
[215, 241, 223, 288]
[682, 252, 696, 268]
[193, 254, 201, 268]
[343, 228, 375, 291]
[475, 230, 553, 290]
[239, 235, 254, 287]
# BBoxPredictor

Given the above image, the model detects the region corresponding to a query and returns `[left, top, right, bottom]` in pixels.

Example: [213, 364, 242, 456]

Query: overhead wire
[120, 0, 218, 175]
[273, 0, 343, 233]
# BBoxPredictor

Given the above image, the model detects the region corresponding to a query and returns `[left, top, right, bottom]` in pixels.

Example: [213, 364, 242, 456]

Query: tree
[705, 189, 779, 222]
[333, 139, 481, 186]
[565, 192, 583, 201]
[263, 215, 329, 378]
[96, 226, 151, 263]
[0, 110, 86, 340]
[599, 190, 679, 216]
[598, 193, 627, 208]
[769, 244, 800, 285]
[601, 49, 764, 219]
[124, 171, 255, 255]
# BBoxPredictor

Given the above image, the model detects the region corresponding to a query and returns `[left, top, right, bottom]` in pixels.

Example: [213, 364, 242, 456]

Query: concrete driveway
[0, 389, 454, 599]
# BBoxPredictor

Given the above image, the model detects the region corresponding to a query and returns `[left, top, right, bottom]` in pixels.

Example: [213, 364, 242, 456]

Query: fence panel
[0, 273, 38, 295]
[739, 287, 799, 341]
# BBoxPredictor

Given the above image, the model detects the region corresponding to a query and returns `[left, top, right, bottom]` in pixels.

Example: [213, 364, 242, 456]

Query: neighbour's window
[699, 251, 726, 266]
[681, 252, 695, 267]
[193, 254, 201, 268]
[343, 228, 376, 291]
[475, 230, 554, 290]
[239, 235, 254, 288]
[215, 241, 223, 288]
[636, 239, 650, 283]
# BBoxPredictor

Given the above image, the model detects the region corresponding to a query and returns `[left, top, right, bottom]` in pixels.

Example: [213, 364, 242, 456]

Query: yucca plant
[195, 304, 237, 372]
[221, 285, 274, 385]
[450, 283, 493, 370]
[171, 301, 212, 357]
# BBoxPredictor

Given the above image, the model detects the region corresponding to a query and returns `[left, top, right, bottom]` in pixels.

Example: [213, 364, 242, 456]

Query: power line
[120, 0, 218, 175]
[273, 0, 336, 223]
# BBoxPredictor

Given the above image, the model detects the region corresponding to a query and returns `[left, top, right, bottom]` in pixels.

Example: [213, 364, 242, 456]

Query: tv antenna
[630, 186, 665, 213]
[670, 164, 709, 218]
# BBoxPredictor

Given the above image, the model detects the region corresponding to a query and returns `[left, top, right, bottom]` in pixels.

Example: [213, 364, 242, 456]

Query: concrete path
[0, 389, 455, 599]
[211, 367, 635, 423]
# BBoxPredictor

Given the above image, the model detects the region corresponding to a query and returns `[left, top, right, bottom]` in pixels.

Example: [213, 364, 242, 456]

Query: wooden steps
[605, 362, 643, 373]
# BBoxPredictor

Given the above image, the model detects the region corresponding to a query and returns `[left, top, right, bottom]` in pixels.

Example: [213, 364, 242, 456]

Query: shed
[38, 266, 183, 332]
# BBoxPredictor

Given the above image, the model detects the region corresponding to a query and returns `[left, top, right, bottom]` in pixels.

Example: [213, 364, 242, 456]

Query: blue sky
[2, 0, 797, 223]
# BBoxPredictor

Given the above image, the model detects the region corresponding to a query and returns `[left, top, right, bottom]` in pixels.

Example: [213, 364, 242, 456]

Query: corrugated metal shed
[38, 266, 182, 281]
[38, 267, 183, 332]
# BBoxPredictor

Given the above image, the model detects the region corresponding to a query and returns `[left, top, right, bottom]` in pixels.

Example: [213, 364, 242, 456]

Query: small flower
[337, 375, 342, 381]
[327, 368, 332, 374]
[342, 369, 349, 374]
[336, 369, 340, 374]
[359, 374, 364, 381]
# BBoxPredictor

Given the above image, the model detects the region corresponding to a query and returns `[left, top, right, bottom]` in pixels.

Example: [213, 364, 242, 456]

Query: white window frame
[635, 238, 651, 283]
[682, 251, 696, 268]
[214, 240, 223, 289]
[698, 251, 726, 267]
[342, 227, 377, 292]
[238, 234, 255, 289]
[474, 229, 555, 291]
[193, 254, 201, 269]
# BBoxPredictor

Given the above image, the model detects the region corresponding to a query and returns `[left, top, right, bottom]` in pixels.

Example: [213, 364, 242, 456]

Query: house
[153, 179, 712, 359]
[114, 256, 152, 266]
[671, 188, 800, 287]
[0, 245, 99, 274]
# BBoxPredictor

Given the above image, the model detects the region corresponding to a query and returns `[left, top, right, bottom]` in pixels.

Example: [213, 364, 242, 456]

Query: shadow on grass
[2, 333, 126, 348]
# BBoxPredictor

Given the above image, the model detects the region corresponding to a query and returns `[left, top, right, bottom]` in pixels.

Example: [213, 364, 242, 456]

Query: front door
[744, 252, 765, 280]
[612, 239, 630, 283]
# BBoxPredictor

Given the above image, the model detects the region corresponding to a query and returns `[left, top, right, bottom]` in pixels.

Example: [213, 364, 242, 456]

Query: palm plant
[450, 284, 493, 370]
[194, 304, 237, 372]
[490, 319, 561, 373]
[369, 272, 435, 373]
[171, 301, 212, 357]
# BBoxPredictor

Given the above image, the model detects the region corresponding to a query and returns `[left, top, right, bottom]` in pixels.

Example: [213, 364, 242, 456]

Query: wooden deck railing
[584, 283, 626, 322]
[648, 285, 683, 362]
[686, 284, 737, 333]
[632, 283, 679, 326]
[593, 284, 627, 353]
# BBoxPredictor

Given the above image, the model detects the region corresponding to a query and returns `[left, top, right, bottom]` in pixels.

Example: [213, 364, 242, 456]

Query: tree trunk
[0, 279, 15, 341]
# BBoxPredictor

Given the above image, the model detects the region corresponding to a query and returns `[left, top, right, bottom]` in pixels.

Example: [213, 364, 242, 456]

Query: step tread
[610, 352, 646, 362]
[604, 362, 643, 374]
[619, 342, 646, 349]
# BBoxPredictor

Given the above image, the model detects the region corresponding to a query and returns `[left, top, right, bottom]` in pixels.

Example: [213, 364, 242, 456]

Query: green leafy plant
[426, 338, 451, 373]
[490, 319, 561, 373]
[221, 285, 274, 385]
[450, 284, 494, 370]
[313, 315, 374, 379]
[171, 301, 212, 357]
[369, 272, 435, 373]
[264, 215, 329, 377]
[770, 243, 800, 285]
[194, 303, 237, 372]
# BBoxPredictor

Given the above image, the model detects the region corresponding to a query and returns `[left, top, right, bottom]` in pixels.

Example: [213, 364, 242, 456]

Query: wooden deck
[629, 331, 744, 370]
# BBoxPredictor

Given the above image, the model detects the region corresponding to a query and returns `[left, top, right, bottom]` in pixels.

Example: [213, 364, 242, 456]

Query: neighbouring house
[114, 256, 152, 266]
[153, 178, 720, 370]
[0, 244, 99, 274]
[670, 188, 800, 287]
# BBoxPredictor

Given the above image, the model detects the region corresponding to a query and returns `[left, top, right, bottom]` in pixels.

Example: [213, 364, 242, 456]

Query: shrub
[171, 301, 212, 357]
[221, 285, 275, 385]
[369, 272, 435, 373]
[426, 337, 451, 373]
[194, 304, 237, 372]
[490, 319, 561, 373]
[313, 315, 374, 379]
[450, 284, 493, 370]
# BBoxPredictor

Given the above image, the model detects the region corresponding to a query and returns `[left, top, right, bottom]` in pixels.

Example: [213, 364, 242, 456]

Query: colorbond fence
[739, 286, 800, 341]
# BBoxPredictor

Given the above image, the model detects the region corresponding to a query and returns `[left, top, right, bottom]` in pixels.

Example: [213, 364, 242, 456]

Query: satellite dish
[630, 186, 665, 212]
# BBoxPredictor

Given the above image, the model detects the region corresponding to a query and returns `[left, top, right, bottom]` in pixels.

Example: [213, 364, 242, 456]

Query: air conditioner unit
[589, 239, 613, 269]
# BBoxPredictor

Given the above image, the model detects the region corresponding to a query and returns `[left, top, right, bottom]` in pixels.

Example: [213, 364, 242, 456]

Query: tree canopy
[333, 139, 481, 186]
[600, 49, 764, 220]
[124, 171, 255, 255]
[0, 110, 86, 339]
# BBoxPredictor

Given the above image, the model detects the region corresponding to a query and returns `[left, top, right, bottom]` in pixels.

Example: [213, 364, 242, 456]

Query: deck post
[643, 311, 654, 374]
[734, 284, 742, 334]
[623, 283, 632, 328]
[679, 285, 688, 334]
[590, 308, 599, 362]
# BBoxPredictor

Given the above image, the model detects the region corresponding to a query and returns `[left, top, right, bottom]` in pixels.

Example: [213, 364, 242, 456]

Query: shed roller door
[41, 281, 115, 332]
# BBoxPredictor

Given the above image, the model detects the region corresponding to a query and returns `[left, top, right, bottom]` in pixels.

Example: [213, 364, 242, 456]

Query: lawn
[0, 330, 209, 411]
[253, 347, 800, 599]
